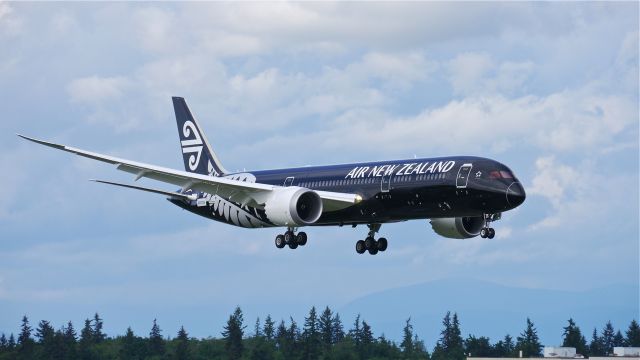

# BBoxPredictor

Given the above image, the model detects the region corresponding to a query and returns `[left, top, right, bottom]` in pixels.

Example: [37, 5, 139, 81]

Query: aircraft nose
[506, 182, 526, 207]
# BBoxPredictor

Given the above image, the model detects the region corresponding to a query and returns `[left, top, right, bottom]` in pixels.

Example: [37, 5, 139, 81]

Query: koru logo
[181, 121, 203, 171]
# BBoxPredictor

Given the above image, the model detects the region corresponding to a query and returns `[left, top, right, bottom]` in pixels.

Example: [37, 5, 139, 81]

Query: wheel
[355, 240, 366, 254]
[377, 237, 388, 251]
[288, 241, 299, 249]
[296, 232, 307, 246]
[364, 236, 375, 249]
[368, 246, 379, 255]
[275, 235, 286, 249]
[284, 231, 295, 244]
[488, 228, 495, 239]
[480, 228, 488, 238]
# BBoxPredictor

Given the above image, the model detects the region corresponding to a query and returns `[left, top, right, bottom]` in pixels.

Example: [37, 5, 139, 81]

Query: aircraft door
[456, 163, 472, 188]
[284, 176, 294, 187]
[381, 174, 391, 193]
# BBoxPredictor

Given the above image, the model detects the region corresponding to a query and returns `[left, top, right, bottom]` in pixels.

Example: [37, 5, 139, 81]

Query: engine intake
[264, 187, 323, 226]
[429, 216, 485, 239]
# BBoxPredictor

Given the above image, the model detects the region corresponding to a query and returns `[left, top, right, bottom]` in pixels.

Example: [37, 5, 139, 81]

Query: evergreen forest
[1, 307, 638, 360]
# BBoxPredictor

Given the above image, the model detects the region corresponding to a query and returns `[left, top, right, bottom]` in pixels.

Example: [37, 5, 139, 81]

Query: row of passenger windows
[296, 173, 446, 188]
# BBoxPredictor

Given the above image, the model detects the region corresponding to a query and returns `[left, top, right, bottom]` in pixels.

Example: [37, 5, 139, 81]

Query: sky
[0, 1, 638, 345]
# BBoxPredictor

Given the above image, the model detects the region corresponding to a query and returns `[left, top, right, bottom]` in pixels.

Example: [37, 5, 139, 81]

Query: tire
[284, 231, 294, 244]
[297, 232, 308, 246]
[356, 240, 366, 254]
[488, 228, 495, 239]
[480, 228, 488, 238]
[377, 237, 388, 252]
[364, 236, 375, 249]
[288, 241, 299, 249]
[368, 247, 379, 255]
[275, 235, 286, 249]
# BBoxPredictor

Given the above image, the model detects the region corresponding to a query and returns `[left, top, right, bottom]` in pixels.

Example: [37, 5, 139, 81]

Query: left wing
[18, 134, 361, 211]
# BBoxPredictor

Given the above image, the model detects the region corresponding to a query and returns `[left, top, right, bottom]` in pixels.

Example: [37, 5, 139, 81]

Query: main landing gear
[355, 224, 388, 255]
[275, 228, 307, 250]
[480, 213, 499, 239]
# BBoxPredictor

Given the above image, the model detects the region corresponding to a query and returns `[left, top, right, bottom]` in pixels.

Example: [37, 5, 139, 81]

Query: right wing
[18, 134, 361, 211]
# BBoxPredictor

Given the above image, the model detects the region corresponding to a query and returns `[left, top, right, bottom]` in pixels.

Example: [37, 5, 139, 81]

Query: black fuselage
[171, 156, 526, 228]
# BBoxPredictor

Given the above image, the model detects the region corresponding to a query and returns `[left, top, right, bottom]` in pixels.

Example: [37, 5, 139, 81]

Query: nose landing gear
[275, 228, 307, 250]
[355, 224, 388, 255]
[480, 213, 500, 239]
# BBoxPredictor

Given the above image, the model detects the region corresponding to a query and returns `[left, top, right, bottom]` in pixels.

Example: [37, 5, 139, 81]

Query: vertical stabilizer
[172, 97, 228, 176]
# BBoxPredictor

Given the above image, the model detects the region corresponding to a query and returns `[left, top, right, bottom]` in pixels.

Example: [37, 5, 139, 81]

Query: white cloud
[67, 76, 131, 104]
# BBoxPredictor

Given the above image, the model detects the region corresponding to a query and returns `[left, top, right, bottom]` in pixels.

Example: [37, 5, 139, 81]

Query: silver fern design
[181, 120, 203, 171]
[209, 194, 270, 228]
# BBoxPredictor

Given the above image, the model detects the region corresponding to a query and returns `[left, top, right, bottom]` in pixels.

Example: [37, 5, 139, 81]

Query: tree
[148, 318, 165, 356]
[78, 319, 94, 360]
[119, 327, 138, 359]
[349, 314, 362, 350]
[494, 334, 515, 357]
[465, 335, 493, 357]
[626, 320, 640, 346]
[221, 306, 245, 360]
[360, 320, 375, 359]
[92, 313, 105, 344]
[0, 333, 7, 351]
[263, 315, 275, 342]
[62, 321, 78, 360]
[601, 321, 615, 355]
[432, 312, 464, 360]
[17, 315, 34, 358]
[319, 306, 333, 347]
[613, 330, 626, 347]
[35, 320, 56, 357]
[401, 317, 414, 357]
[8, 334, 16, 350]
[175, 326, 190, 360]
[302, 306, 320, 360]
[516, 318, 542, 357]
[254, 317, 262, 338]
[589, 328, 605, 356]
[331, 312, 345, 344]
[562, 318, 588, 356]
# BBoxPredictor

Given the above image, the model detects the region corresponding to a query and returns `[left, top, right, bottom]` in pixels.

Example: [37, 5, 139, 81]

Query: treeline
[0, 307, 638, 360]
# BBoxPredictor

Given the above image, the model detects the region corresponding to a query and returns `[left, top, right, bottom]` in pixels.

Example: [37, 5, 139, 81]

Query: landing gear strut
[275, 228, 308, 250]
[480, 213, 499, 239]
[355, 224, 388, 255]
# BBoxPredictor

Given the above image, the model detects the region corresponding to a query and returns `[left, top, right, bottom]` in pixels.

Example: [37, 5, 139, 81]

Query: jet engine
[264, 187, 323, 226]
[429, 216, 485, 239]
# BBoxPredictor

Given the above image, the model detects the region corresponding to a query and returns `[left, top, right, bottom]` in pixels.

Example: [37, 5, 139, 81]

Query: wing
[18, 134, 361, 211]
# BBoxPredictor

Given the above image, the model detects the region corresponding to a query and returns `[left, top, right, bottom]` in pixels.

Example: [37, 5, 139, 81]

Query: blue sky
[0, 2, 638, 344]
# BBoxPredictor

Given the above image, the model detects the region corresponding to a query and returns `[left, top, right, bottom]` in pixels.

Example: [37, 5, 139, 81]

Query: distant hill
[339, 278, 639, 346]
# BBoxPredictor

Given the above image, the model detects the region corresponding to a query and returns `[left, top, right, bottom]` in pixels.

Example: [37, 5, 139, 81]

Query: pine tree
[275, 320, 287, 352]
[432, 312, 464, 360]
[119, 327, 138, 359]
[78, 319, 94, 360]
[465, 335, 492, 357]
[92, 313, 105, 343]
[17, 315, 34, 358]
[149, 318, 165, 356]
[627, 320, 640, 346]
[589, 328, 604, 356]
[254, 317, 262, 338]
[303, 306, 320, 360]
[175, 326, 190, 360]
[494, 334, 515, 357]
[349, 314, 362, 348]
[62, 321, 78, 360]
[516, 318, 542, 357]
[562, 318, 588, 356]
[8, 334, 16, 350]
[221, 307, 245, 360]
[401, 317, 414, 357]
[360, 320, 375, 359]
[319, 306, 333, 347]
[263, 315, 275, 342]
[613, 330, 626, 347]
[36, 320, 56, 356]
[0, 333, 7, 352]
[331, 313, 345, 344]
[602, 321, 615, 355]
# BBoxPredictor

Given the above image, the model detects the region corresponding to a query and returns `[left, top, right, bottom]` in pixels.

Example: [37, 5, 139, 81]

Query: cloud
[67, 76, 131, 104]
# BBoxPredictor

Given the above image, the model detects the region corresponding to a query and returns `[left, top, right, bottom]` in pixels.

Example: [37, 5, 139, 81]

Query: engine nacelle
[264, 187, 323, 226]
[429, 216, 485, 239]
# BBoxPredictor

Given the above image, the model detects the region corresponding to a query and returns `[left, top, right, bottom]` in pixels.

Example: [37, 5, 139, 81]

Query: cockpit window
[489, 170, 514, 179]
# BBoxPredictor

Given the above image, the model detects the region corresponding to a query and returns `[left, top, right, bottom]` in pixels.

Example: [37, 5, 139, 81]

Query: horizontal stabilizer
[90, 179, 197, 201]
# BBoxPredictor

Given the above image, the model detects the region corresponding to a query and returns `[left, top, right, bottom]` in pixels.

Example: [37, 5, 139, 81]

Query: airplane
[19, 97, 525, 255]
